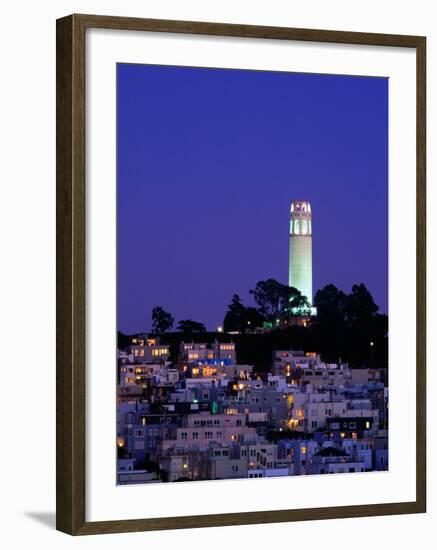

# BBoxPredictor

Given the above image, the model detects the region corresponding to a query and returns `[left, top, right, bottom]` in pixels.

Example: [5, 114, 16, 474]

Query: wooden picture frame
[56, 13, 426, 535]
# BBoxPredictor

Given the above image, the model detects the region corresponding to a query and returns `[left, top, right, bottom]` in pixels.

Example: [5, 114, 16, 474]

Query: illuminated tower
[289, 200, 313, 305]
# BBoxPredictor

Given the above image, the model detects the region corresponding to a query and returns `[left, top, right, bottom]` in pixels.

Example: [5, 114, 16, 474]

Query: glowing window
[291, 203, 294, 212]
[302, 204, 306, 212]
[301, 219, 308, 235]
[309, 221, 312, 235]
[294, 220, 300, 235]
[290, 220, 293, 235]
[308, 203, 311, 213]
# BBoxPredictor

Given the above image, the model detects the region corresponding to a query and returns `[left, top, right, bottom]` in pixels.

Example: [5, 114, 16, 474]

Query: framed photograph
[56, 14, 426, 535]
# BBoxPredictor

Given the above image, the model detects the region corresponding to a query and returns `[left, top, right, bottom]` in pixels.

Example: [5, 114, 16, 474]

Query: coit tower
[289, 200, 313, 305]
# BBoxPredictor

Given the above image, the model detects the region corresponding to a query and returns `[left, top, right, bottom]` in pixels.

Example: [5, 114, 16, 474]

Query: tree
[241, 306, 265, 330]
[249, 279, 310, 320]
[223, 294, 266, 332]
[283, 286, 311, 316]
[313, 284, 347, 324]
[312, 284, 347, 363]
[249, 279, 289, 320]
[223, 294, 246, 332]
[177, 319, 206, 333]
[345, 283, 379, 327]
[151, 306, 174, 334]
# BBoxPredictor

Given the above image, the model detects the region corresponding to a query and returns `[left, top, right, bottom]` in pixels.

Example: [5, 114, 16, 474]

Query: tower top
[290, 200, 312, 236]
[290, 200, 311, 214]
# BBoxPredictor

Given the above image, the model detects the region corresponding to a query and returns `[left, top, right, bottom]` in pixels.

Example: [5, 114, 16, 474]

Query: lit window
[152, 348, 168, 357]
[294, 220, 300, 235]
[301, 219, 308, 235]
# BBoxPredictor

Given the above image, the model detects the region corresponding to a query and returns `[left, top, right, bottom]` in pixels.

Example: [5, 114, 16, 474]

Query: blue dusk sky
[117, 63, 388, 333]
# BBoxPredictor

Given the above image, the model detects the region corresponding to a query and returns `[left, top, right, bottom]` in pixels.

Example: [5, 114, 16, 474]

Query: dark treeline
[311, 283, 387, 368]
[221, 281, 387, 369]
[224, 279, 311, 332]
[118, 281, 388, 371]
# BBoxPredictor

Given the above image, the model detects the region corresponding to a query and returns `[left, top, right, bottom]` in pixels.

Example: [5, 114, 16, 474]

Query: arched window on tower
[308, 203, 311, 213]
[294, 219, 300, 235]
[302, 203, 306, 212]
[309, 221, 312, 235]
[301, 220, 308, 235]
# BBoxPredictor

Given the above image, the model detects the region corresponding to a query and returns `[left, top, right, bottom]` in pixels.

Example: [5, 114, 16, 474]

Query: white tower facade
[289, 200, 313, 305]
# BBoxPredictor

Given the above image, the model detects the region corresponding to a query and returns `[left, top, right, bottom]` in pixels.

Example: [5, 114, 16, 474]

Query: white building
[289, 200, 313, 305]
